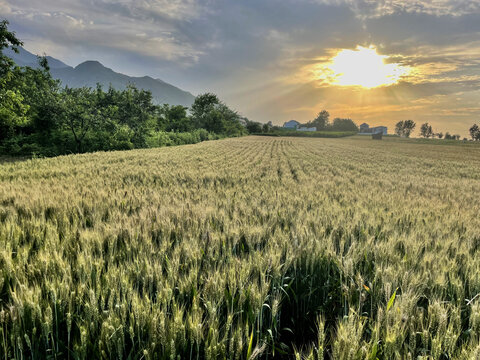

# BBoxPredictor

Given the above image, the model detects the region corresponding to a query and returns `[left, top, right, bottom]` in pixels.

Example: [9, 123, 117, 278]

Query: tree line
[245, 110, 359, 134]
[0, 20, 247, 157]
[395, 120, 479, 141]
[304, 110, 359, 132]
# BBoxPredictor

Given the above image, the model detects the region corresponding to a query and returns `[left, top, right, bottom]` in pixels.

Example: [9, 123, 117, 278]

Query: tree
[420, 122, 433, 138]
[0, 19, 22, 77]
[0, 89, 29, 143]
[470, 124, 480, 141]
[0, 20, 28, 145]
[437, 132, 443, 139]
[395, 120, 416, 137]
[116, 85, 156, 147]
[262, 121, 273, 133]
[331, 118, 358, 132]
[394, 121, 404, 136]
[308, 110, 330, 130]
[61, 87, 100, 153]
[246, 120, 262, 134]
[191, 93, 220, 129]
[402, 120, 416, 138]
[190, 93, 245, 136]
[158, 104, 191, 132]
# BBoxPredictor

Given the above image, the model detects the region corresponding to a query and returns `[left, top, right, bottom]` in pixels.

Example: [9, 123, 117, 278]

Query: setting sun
[317, 46, 411, 88]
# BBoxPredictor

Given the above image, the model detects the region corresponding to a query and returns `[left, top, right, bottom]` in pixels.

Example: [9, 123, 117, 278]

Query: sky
[2, 0, 480, 136]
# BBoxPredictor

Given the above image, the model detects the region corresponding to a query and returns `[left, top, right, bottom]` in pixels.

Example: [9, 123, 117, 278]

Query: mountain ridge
[4, 47, 196, 107]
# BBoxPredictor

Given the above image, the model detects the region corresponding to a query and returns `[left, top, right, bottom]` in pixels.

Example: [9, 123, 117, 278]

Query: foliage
[420, 122, 433, 138]
[330, 118, 359, 132]
[246, 120, 263, 134]
[395, 120, 416, 138]
[0, 20, 246, 156]
[307, 110, 330, 131]
[1, 136, 480, 359]
[0, 19, 22, 77]
[445, 132, 461, 140]
[470, 124, 480, 141]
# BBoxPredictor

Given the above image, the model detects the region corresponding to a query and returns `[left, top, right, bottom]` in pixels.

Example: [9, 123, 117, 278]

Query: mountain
[5, 46, 70, 69]
[4, 47, 196, 107]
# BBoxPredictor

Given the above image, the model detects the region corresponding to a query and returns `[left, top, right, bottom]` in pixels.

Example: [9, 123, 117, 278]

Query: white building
[297, 126, 317, 132]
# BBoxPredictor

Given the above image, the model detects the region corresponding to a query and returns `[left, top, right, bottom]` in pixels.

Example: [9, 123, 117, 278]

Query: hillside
[1, 136, 480, 358]
[4, 46, 196, 107]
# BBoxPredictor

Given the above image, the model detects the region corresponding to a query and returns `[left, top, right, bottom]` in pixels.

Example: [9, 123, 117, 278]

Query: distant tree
[331, 118, 358, 132]
[308, 110, 330, 130]
[445, 133, 461, 140]
[402, 120, 416, 138]
[437, 132, 443, 139]
[246, 120, 262, 134]
[470, 124, 480, 141]
[394, 121, 404, 136]
[262, 121, 273, 133]
[395, 120, 416, 137]
[420, 122, 433, 138]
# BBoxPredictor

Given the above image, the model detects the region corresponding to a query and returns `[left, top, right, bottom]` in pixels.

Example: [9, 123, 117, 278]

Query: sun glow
[317, 46, 411, 88]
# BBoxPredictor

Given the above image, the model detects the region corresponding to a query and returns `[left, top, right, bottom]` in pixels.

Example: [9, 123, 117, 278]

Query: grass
[1, 136, 480, 359]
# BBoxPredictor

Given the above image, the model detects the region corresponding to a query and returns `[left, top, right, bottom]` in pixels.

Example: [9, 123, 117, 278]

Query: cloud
[0, 2, 12, 15]
[312, 0, 480, 19]
[3, 0, 207, 65]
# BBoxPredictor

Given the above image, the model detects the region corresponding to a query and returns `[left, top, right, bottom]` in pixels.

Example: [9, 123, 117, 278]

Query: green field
[1, 136, 480, 359]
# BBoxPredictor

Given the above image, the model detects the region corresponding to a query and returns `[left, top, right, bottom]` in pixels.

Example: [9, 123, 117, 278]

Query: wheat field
[1, 136, 480, 359]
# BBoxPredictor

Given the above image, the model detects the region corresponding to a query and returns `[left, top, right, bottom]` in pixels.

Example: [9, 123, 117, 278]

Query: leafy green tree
[0, 19, 22, 77]
[16, 59, 63, 137]
[158, 104, 191, 132]
[0, 19, 28, 144]
[0, 89, 29, 143]
[60, 87, 101, 153]
[190, 93, 244, 135]
[116, 85, 156, 147]
[191, 93, 220, 129]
